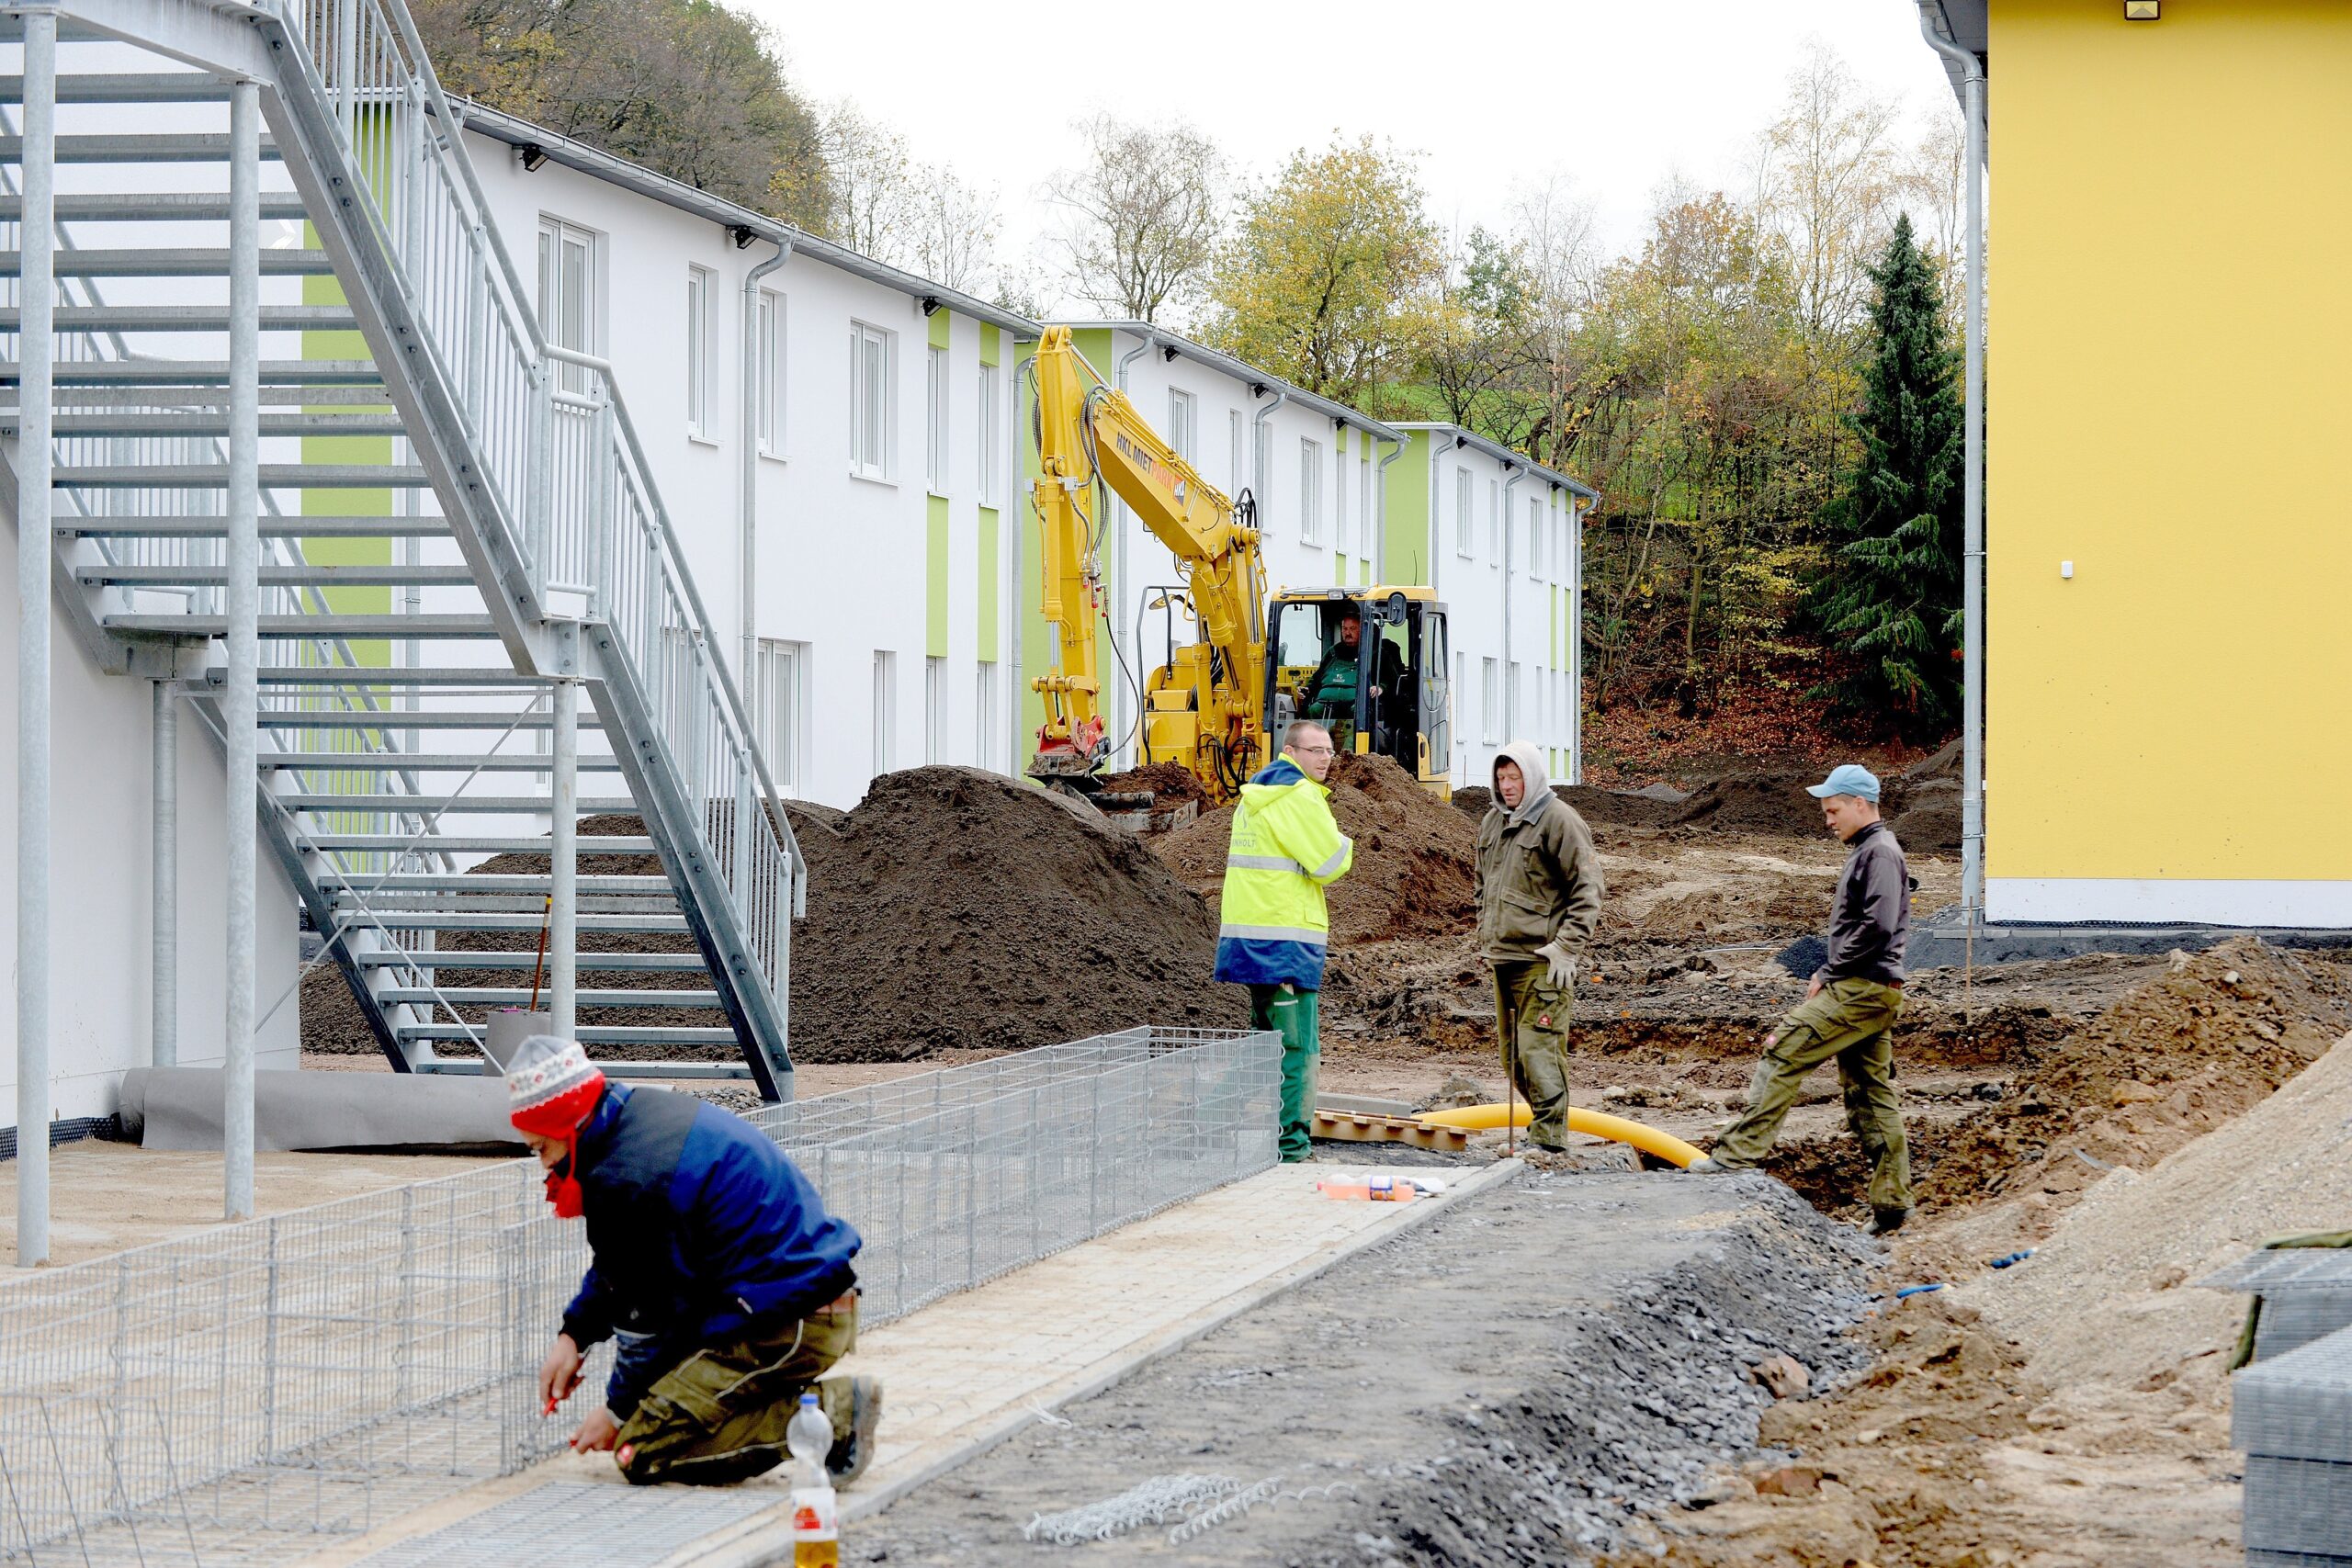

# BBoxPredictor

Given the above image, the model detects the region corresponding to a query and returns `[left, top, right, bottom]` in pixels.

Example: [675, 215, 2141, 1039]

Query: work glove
[1535, 941, 1576, 990]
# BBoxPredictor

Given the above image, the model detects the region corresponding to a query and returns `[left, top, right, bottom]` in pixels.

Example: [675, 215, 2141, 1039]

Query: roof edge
[1387, 422, 1600, 502]
[1066, 321, 1405, 443]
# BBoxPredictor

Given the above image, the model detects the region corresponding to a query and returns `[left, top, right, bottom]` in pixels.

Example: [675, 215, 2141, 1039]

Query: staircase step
[0, 194, 307, 221]
[379, 987, 725, 1009]
[347, 873, 670, 894]
[0, 248, 332, 277]
[56, 465, 425, 490]
[39, 411, 403, 436]
[61, 516, 447, 539]
[353, 949, 697, 971]
[409, 1059, 752, 1079]
[254, 665, 526, 686]
[395, 1022, 735, 1045]
[1, 306, 356, 333]
[261, 751, 626, 772]
[107, 613, 497, 638]
[306, 834, 656, 854]
[356, 909, 688, 932]
[0, 73, 233, 104]
[259, 710, 569, 728]
[85, 562, 471, 588]
[6, 361, 381, 388]
[36, 384, 397, 406]
[280, 793, 636, 812]
[0, 133, 281, 162]
[83, 562, 472, 587]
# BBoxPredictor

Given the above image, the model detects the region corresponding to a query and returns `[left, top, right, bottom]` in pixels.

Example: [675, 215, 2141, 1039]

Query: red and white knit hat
[504, 1035, 605, 1139]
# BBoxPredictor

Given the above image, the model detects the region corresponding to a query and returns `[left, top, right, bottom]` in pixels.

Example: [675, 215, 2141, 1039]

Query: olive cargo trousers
[1249, 983, 1320, 1162]
[1493, 959, 1573, 1150]
[1712, 977, 1913, 1213]
[614, 1296, 858, 1486]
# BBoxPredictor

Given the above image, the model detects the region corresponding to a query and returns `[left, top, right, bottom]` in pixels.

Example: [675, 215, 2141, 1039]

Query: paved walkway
[300, 1156, 1515, 1567]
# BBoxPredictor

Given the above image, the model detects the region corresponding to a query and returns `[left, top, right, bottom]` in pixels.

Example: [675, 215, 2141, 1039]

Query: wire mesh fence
[0, 1027, 1278, 1564]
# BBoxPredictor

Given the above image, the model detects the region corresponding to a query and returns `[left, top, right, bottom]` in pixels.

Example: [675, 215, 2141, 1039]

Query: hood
[1492, 740, 1553, 825]
[1240, 754, 1316, 806]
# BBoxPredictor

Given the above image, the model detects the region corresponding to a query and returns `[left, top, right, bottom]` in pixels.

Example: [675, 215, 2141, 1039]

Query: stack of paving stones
[2218, 1250, 2352, 1563]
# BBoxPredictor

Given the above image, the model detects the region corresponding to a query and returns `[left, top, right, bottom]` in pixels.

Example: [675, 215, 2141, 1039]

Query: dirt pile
[1093, 761, 1205, 807]
[1153, 752, 1477, 944]
[1763, 938, 2352, 1221]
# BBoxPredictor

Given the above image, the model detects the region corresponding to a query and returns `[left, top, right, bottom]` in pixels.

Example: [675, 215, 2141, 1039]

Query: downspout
[1114, 333, 1154, 766]
[1499, 462, 1524, 738]
[1570, 491, 1596, 784]
[1251, 385, 1289, 535]
[1918, 2, 1986, 929]
[1374, 430, 1408, 582]
[740, 236, 790, 706]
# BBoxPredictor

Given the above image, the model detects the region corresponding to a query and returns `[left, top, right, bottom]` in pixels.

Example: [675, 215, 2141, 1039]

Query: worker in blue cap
[1690, 763, 1916, 1235]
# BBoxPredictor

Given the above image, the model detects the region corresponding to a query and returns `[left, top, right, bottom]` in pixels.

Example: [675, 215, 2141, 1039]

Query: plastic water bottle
[786, 1393, 839, 1567]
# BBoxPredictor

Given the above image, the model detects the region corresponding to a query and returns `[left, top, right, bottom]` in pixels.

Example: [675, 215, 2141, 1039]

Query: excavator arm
[1027, 326, 1268, 798]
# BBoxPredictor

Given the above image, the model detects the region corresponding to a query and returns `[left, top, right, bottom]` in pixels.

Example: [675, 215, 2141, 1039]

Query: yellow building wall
[1992, 0, 2352, 891]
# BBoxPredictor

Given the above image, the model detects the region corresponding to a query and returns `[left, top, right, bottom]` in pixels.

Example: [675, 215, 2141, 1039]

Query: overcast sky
[746, 0, 1959, 308]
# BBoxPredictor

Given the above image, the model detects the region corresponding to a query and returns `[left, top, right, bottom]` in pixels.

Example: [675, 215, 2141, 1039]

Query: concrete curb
[662, 1156, 1527, 1568]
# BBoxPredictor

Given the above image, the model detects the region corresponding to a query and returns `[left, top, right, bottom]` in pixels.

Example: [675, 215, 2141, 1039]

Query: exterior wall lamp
[2125, 2, 2159, 17]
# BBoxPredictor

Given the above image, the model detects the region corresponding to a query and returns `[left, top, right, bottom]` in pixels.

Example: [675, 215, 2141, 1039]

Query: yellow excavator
[1026, 326, 1454, 805]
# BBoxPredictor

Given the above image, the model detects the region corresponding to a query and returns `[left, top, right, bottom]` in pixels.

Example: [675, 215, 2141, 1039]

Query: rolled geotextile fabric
[119, 1066, 523, 1154]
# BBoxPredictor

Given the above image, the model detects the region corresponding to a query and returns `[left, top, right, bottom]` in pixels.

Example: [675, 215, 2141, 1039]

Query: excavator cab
[1264, 587, 1451, 797]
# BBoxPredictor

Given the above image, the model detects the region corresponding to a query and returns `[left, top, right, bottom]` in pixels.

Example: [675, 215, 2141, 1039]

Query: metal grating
[2245, 1457, 2352, 1558]
[2203, 1251, 2352, 1294]
[349, 1481, 777, 1567]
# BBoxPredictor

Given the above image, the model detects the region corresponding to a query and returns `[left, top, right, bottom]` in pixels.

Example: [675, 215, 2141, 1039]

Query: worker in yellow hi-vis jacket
[1213, 720, 1354, 1162]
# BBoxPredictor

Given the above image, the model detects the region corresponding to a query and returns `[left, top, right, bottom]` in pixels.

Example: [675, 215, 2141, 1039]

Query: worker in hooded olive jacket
[510, 1034, 883, 1486]
[1214, 720, 1354, 1162]
[1475, 741, 1604, 1151]
[1691, 764, 1916, 1236]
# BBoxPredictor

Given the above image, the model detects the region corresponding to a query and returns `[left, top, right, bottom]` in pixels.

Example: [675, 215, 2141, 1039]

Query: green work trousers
[615, 1297, 857, 1486]
[1493, 960, 1573, 1150]
[1713, 977, 1913, 1212]
[1250, 983, 1320, 1162]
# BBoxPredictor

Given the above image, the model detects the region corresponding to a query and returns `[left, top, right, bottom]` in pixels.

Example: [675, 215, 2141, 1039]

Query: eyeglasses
[1292, 743, 1334, 756]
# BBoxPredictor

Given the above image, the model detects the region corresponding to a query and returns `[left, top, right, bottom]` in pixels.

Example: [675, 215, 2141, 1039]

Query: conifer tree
[1814, 213, 1964, 737]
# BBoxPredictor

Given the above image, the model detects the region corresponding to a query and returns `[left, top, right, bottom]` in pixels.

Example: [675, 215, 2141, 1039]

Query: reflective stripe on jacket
[1213, 756, 1354, 988]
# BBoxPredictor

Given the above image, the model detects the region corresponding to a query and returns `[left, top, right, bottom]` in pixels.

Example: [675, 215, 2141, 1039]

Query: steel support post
[549, 674, 577, 1038]
[153, 682, 178, 1067]
[224, 78, 262, 1222]
[1960, 70, 1986, 926]
[15, 8, 55, 1268]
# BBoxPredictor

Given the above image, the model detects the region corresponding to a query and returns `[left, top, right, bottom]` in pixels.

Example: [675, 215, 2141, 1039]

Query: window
[536, 217, 595, 393]
[1509, 661, 1523, 739]
[684, 266, 713, 437]
[1229, 410, 1245, 496]
[925, 656, 947, 762]
[977, 363, 1001, 504]
[975, 662, 999, 772]
[924, 345, 949, 493]
[1529, 495, 1544, 577]
[871, 651, 898, 775]
[757, 289, 786, 457]
[1454, 468, 1474, 557]
[1298, 438, 1324, 546]
[1358, 454, 1373, 564]
[849, 321, 893, 480]
[1454, 651, 1467, 752]
[1169, 389, 1196, 462]
[756, 639, 806, 795]
[1487, 479, 1500, 564]
[1334, 444, 1350, 556]
[1481, 658, 1500, 743]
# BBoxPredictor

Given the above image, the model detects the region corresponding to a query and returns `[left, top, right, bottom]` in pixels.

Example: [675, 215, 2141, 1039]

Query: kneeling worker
[1215, 720, 1354, 1162]
[510, 1035, 882, 1484]
[1475, 742, 1603, 1151]
[1691, 764, 1914, 1235]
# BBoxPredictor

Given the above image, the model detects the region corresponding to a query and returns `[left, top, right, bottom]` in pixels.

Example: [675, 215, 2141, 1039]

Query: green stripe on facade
[979, 322, 1000, 367]
[977, 506, 1000, 660]
[928, 307, 951, 352]
[927, 493, 950, 659]
[1382, 432, 1431, 587]
[301, 221, 389, 666]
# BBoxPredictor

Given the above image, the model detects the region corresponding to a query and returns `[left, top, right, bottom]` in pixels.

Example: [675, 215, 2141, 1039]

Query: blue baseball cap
[1805, 763, 1881, 803]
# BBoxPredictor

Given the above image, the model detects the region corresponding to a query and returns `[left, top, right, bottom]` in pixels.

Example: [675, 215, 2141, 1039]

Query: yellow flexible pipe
[1418, 1104, 1704, 1169]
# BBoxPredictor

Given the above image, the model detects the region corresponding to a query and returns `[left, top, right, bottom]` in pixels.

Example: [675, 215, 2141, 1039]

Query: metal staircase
[0, 4, 804, 1096]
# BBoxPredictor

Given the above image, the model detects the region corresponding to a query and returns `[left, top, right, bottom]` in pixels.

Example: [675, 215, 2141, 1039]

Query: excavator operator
[1304, 607, 1405, 755]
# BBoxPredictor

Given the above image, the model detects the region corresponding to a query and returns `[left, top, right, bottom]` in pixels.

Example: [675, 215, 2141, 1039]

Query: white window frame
[1229, 410, 1245, 497]
[1358, 452, 1373, 565]
[974, 662, 999, 772]
[757, 288, 786, 457]
[977, 362, 1001, 504]
[1482, 657, 1501, 744]
[1487, 479, 1500, 566]
[1169, 389, 1196, 463]
[1298, 437, 1324, 546]
[849, 321, 895, 481]
[1529, 493, 1544, 578]
[1509, 661, 1523, 739]
[872, 650, 898, 774]
[925, 344, 949, 495]
[1335, 442, 1350, 557]
[536, 216, 598, 395]
[684, 265, 715, 440]
[1454, 468, 1474, 558]
[1454, 651, 1467, 755]
[756, 639, 807, 796]
[925, 655, 947, 762]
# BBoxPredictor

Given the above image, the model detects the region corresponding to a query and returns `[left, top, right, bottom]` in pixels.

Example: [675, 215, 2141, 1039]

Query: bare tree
[1753, 40, 1902, 341]
[1903, 109, 1968, 271]
[1045, 113, 1227, 325]
[910, 164, 1002, 295]
[819, 100, 922, 266]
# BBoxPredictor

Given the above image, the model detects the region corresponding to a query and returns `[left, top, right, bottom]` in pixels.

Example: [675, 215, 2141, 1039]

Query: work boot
[1865, 1206, 1911, 1237]
[827, 1376, 883, 1488]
